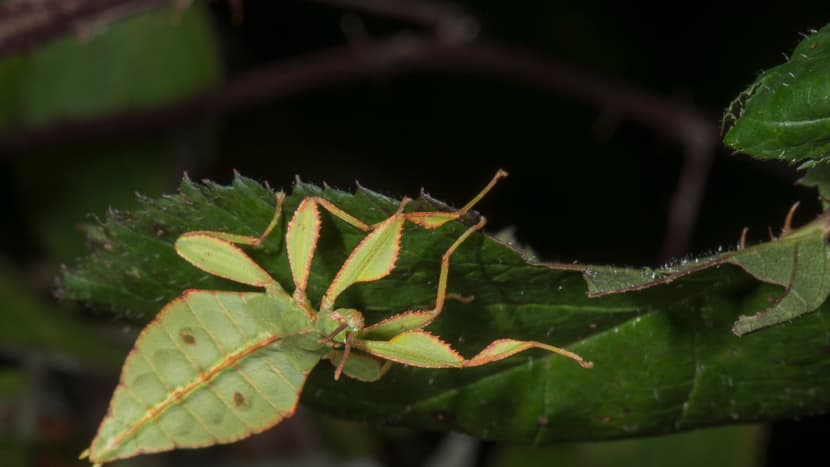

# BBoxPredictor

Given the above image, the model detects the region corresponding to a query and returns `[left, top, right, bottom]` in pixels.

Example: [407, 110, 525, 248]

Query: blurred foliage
[489, 425, 765, 467]
[1, 1, 829, 466]
[4, 4, 221, 261]
[13, 5, 219, 127]
[0, 257, 121, 368]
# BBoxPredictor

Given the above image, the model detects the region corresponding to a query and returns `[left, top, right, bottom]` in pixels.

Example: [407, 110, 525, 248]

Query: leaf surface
[583, 215, 830, 335]
[62, 175, 830, 443]
[723, 23, 830, 164]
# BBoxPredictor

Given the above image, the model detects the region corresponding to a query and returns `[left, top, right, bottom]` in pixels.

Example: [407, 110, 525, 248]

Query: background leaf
[582, 214, 830, 335]
[489, 425, 765, 467]
[61, 176, 830, 443]
[723, 23, 830, 165]
[17, 5, 219, 127]
[2, 3, 221, 262]
[0, 257, 121, 369]
[799, 162, 830, 210]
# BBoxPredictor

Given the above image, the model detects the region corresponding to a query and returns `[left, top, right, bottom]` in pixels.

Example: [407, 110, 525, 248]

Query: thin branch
[0, 35, 718, 157]
[660, 136, 718, 262]
[0, 0, 719, 259]
[0, 0, 171, 58]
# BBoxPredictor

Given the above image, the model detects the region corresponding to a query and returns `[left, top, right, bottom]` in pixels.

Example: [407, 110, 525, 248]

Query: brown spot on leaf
[537, 416, 550, 426]
[810, 42, 818, 49]
[234, 391, 246, 407]
[180, 328, 196, 345]
[601, 415, 613, 424]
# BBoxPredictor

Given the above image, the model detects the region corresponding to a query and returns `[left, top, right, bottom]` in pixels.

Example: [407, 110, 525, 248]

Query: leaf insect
[80, 171, 592, 466]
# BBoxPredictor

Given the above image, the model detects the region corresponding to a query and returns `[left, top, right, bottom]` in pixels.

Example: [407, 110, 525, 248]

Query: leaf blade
[87, 290, 322, 464]
[723, 23, 830, 164]
[62, 174, 830, 444]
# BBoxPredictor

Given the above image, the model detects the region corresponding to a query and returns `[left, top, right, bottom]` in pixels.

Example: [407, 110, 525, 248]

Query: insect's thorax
[315, 308, 365, 343]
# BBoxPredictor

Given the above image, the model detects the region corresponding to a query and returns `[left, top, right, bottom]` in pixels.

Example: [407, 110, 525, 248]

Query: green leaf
[61, 175, 830, 443]
[17, 4, 219, 127]
[799, 161, 830, 209]
[490, 425, 765, 467]
[0, 369, 26, 400]
[724, 23, 830, 164]
[5, 3, 221, 261]
[583, 214, 830, 335]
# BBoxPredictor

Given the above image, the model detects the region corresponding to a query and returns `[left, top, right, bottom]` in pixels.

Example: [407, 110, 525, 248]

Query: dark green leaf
[0, 440, 28, 467]
[61, 175, 830, 442]
[0, 369, 26, 400]
[17, 4, 220, 127]
[724, 23, 830, 164]
[490, 425, 765, 467]
[583, 214, 830, 335]
[0, 258, 121, 368]
[5, 4, 221, 261]
[799, 162, 830, 209]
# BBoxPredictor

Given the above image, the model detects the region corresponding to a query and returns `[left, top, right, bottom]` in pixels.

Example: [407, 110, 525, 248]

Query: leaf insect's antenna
[319, 322, 349, 345]
[334, 332, 354, 381]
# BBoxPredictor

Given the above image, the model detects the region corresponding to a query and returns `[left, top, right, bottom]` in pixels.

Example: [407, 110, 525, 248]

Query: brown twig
[0, 1, 719, 259]
[0, 0, 171, 57]
[659, 128, 719, 262]
[0, 35, 718, 155]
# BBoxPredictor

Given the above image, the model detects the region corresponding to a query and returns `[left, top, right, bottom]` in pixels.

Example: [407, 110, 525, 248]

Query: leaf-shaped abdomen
[87, 291, 323, 464]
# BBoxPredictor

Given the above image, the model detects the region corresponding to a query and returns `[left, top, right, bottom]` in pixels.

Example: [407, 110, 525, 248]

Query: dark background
[0, 1, 828, 466]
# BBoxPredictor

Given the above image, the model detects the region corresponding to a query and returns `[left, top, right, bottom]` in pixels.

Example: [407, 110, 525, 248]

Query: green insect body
[80, 170, 592, 466]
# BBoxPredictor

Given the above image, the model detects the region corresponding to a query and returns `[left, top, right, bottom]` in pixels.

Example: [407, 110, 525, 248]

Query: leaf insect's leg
[369, 196, 412, 229]
[425, 217, 487, 325]
[351, 330, 593, 370]
[305, 196, 375, 232]
[405, 169, 508, 229]
[463, 339, 593, 369]
[318, 211, 408, 312]
[326, 349, 392, 382]
[174, 193, 287, 293]
[186, 191, 287, 247]
[351, 332, 591, 370]
[358, 216, 488, 341]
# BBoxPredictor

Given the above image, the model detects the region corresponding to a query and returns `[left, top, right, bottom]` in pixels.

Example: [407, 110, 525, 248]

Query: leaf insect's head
[316, 308, 365, 344]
